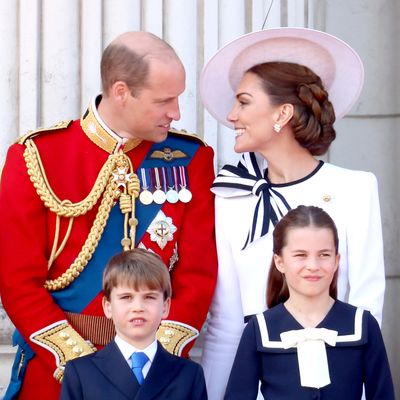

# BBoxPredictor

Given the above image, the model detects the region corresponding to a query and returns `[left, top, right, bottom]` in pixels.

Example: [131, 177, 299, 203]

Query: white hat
[200, 27, 364, 128]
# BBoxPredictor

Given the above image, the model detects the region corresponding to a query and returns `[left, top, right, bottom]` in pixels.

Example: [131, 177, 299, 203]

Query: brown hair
[101, 43, 149, 95]
[266, 205, 339, 308]
[103, 249, 172, 301]
[247, 62, 336, 155]
[100, 32, 177, 96]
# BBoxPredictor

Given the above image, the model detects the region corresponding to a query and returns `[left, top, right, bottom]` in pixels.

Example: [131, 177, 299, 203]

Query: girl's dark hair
[247, 62, 336, 155]
[266, 205, 339, 308]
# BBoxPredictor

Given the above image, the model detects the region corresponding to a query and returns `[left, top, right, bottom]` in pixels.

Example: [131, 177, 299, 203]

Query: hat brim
[200, 27, 364, 128]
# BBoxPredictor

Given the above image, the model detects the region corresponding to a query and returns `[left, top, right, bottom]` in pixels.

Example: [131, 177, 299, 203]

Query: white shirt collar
[114, 335, 158, 364]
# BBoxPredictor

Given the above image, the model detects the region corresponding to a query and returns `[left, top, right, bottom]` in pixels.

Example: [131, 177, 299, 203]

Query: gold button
[165, 329, 175, 337]
[159, 337, 171, 344]
[66, 338, 77, 347]
[72, 346, 83, 355]
[322, 194, 332, 202]
[59, 331, 70, 340]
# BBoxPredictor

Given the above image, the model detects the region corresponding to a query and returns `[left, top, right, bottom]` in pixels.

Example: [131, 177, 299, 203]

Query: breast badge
[149, 147, 188, 162]
[147, 211, 177, 249]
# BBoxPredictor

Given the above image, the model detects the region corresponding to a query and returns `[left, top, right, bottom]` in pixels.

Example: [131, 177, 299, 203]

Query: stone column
[314, 1, 400, 396]
[0, 297, 15, 397]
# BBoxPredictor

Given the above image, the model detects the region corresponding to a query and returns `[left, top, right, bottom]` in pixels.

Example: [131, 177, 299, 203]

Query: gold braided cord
[128, 180, 140, 250]
[44, 177, 119, 291]
[21, 138, 139, 291]
[48, 215, 75, 270]
[34, 148, 138, 291]
[23, 139, 118, 217]
[48, 214, 61, 269]
[54, 215, 74, 261]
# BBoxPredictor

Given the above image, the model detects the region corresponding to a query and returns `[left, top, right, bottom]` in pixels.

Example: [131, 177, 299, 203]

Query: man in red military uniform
[0, 31, 217, 400]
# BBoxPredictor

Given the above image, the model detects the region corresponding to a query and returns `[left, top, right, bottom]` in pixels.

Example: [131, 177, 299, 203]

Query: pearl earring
[273, 123, 281, 133]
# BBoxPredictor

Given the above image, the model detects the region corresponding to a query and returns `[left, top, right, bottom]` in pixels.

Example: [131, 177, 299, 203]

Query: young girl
[224, 205, 394, 399]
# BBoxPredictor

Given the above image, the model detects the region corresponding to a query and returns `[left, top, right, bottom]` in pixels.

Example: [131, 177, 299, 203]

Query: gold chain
[23, 139, 140, 291]
[24, 140, 117, 217]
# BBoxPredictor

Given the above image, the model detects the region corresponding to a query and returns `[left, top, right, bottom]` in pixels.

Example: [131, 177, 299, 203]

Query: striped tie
[130, 352, 149, 385]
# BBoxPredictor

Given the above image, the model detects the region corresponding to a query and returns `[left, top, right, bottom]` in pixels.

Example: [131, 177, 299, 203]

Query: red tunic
[0, 105, 217, 399]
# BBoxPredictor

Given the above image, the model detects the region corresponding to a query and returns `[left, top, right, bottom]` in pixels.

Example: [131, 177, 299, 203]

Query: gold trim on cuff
[156, 320, 199, 356]
[30, 321, 96, 375]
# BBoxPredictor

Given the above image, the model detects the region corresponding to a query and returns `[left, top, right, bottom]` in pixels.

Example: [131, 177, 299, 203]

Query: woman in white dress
[199, 27, 385, 400]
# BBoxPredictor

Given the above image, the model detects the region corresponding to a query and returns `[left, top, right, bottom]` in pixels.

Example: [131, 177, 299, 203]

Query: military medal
[178, 165, 192, 203]
[139, 168, 153, 205]
[147, 210, 177, 249]
[166, 167, 179, 204]
[112, 167, 133, 189]
[152, 168, 167, 204]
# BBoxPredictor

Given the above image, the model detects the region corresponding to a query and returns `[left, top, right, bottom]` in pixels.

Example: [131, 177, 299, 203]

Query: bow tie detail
[211, 152, 291, 249]
[280, 327, 338, 389]
[280, 327, 338, 348]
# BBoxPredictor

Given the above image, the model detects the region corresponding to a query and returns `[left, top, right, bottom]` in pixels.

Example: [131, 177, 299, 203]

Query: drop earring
[273, 123, 281, 133]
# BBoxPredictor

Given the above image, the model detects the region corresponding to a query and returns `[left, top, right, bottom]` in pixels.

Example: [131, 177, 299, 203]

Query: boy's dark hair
[103, 249, 172, 300]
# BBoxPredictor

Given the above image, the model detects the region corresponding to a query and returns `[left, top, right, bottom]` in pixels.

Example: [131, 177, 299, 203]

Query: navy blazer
[224, 301, 395, 400]
[60, 340, 207, 400]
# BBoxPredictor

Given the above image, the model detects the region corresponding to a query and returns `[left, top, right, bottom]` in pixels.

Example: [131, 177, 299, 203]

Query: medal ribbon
[178, 165, 188, 189]
[172, 166, 179, 191]
[161, 167, 168, 192]
[154, 167, 162, 190]
[140, 168, 149, 190]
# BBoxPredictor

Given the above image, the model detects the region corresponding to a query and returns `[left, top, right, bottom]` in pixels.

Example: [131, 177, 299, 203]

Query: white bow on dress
[280, 327, 338, 389]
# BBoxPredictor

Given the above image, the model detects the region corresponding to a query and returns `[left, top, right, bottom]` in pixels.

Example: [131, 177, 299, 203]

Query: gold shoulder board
[169, 127, 208, 147]
[18, 120, 73, 145]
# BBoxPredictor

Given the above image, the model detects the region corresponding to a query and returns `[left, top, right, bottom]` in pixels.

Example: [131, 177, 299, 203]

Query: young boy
[60, 249, 208, 400]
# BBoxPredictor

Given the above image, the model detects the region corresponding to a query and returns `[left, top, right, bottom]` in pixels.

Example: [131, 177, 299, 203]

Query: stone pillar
[0, 297, 15, 398]
[316, 0, 400, 395]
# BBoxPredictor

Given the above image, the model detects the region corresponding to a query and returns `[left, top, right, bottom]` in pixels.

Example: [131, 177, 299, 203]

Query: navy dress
[224, 300, 394, 399]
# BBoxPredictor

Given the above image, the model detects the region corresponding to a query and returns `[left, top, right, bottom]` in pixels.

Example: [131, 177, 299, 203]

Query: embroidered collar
[81, 94, 142, 154]
[256, 306, 364, 349]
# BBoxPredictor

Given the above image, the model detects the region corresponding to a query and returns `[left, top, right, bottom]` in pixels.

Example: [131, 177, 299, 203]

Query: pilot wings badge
[149, 147, 188, 162]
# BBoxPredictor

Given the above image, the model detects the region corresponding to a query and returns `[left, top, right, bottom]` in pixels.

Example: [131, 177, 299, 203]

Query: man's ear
[110, 81, 130, 104]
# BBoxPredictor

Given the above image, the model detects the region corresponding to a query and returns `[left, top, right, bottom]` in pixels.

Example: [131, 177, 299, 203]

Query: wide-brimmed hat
[200, 27, 364, 128]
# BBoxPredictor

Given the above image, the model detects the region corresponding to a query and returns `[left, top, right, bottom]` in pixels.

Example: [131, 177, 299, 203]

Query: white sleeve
[200, 196, 245, 400]
[346, 172, 385, 325]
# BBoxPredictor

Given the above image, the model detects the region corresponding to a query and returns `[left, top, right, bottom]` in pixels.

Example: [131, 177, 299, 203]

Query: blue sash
[52, 135, 199, 312]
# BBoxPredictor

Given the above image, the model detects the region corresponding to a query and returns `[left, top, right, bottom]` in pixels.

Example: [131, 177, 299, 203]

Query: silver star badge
[147, 211, 177, 249]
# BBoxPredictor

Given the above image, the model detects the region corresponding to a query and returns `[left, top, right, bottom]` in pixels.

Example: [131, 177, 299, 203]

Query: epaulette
[18, 120, 73, 145]
[169, 127, 208, 147]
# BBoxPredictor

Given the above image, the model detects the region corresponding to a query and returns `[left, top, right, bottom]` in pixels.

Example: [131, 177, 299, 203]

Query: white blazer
[201, 161, 385, 400]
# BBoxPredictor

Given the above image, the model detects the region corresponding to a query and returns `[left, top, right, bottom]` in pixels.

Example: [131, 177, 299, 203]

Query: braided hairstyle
[247, 62, 336, 155]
